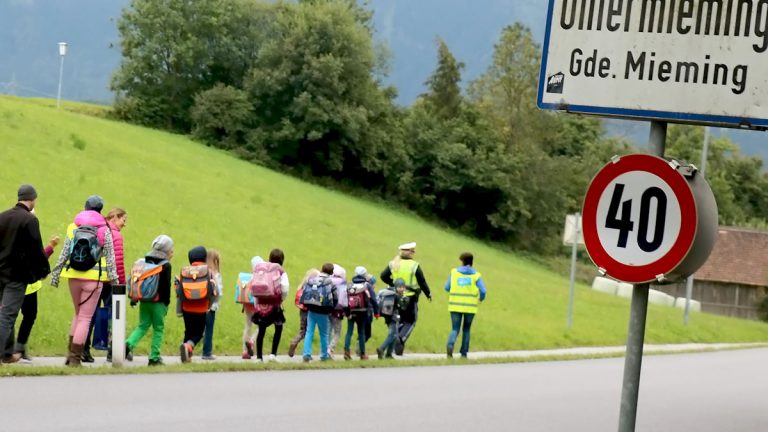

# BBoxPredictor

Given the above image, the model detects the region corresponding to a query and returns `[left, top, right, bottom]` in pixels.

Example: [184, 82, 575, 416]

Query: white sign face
[538, 0, 768, 127]
[595, 171, 682, 266]
[563, 213, 586, 246]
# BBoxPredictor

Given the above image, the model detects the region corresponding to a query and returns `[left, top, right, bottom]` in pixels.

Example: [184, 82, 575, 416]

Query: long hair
[206, 249, 221, 273]
[299, 268, 321, 288]
[106, 207, 127, 222]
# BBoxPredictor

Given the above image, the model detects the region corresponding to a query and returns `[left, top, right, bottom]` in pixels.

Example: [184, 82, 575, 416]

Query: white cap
[354, 266, 367, 276]
[251, 256, 264, 269]
[398, 242, 416, 250]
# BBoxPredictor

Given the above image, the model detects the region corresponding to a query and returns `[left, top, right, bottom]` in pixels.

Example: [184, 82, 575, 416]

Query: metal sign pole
[567, 213, 580, 329]
[111, 284, 126, 367]
[618, 121, 666, 432]
[684, 126, 709, 325]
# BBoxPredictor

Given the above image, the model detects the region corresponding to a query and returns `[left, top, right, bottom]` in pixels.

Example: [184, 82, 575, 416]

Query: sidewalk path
[8, 342, 765, 368]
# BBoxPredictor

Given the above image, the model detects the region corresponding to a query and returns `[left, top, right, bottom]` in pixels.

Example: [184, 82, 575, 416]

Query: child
[287, 268, 319, 357]
[343, 266, 378, 360]
[125, 235, 174, 366]
[251, 248, 289, 361]
[176, 246, 216, 363]
[301, 263, 338, 362]
[202, 249, 223, 360]
[239, 256, 261, 359]
[328, 264, 348, 357]
[376, 278, 409, 359]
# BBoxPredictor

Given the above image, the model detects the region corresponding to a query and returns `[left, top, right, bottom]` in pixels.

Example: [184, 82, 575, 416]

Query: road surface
[4, 348, 766, 431]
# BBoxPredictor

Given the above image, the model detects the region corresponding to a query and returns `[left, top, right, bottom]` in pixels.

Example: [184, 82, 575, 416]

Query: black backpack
[68, 225, 102, 271]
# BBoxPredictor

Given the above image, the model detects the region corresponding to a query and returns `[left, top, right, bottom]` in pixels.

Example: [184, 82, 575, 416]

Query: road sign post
[617, 121, 665, 432]
[564, 213, 582, 329]
[581, 146, 717, 432]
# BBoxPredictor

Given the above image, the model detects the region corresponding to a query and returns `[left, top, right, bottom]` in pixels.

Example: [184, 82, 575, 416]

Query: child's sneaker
[245, 340, 254, 357]
[179, 343, 192, 363]
[302, 355, 312, 363]
[148, 358, 164, 366]
[376, 348, 384, 360]
[360, 353, 368, 360]
[268, 354, 277, 362]
[242, 351, 252, 360]
[343, 350, 351, 360]
[202, 354, 216, 361]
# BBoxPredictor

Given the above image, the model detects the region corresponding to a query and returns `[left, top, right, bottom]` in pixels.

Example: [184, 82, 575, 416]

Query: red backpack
[347, 280, 369, 312]
[249, 262, 283, 302]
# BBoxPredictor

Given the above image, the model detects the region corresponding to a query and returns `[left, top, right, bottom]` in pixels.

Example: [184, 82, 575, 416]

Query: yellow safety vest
[448, 269, 480, 314]
[26, 281, 43, 295]
[390, 259, 420, 297]
[60, 223, 110, 282]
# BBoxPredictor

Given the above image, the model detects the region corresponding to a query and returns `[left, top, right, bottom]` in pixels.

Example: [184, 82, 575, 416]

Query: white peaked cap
[398, 242, 417, 250]
[251, 256, 265, 269]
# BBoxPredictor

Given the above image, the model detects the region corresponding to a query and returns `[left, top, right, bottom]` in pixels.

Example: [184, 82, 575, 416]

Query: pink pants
[68, 279, 103, 345]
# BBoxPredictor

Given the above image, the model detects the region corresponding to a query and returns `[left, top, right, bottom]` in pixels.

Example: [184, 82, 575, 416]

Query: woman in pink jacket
[50, 196, 119, 367]
[82, 207, 127, 362]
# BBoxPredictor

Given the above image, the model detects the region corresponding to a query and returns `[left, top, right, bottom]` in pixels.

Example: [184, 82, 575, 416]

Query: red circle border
[582, 154, 697, 284]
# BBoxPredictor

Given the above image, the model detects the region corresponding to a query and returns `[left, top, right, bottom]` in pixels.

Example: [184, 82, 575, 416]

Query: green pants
[127, 302, 168, 361]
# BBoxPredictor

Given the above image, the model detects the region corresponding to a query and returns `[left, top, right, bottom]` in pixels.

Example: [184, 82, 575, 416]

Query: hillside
[1, 96, 768, 358]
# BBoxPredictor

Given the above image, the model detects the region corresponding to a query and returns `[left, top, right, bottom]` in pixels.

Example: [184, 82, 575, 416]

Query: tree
[423, 38, 465, 120]
[468, 23, 550, 150]
[245, 0, 397, 180]
[191, 84, 252, 149]
[112, 0, 273, 130]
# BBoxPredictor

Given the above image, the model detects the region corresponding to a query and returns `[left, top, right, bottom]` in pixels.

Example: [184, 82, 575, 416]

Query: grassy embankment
[1, 95, 767, 360]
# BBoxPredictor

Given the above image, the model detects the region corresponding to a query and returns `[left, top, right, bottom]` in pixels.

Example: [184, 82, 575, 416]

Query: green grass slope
[1, 96, 767, 358]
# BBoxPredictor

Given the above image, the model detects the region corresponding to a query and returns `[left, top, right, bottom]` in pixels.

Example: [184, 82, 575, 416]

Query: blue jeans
[203, 310, 216, 356]
[447, 312, 475, 356]
[344, 313, 366, 354]
[378, 319, 398, 355]
[303, 311, 330, 360]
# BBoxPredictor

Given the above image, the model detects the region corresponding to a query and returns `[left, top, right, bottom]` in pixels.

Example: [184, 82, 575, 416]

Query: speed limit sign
[583, 154, 718, 284]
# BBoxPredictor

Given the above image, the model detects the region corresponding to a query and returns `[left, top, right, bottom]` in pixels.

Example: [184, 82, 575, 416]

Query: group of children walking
[4, 192, 487, 367]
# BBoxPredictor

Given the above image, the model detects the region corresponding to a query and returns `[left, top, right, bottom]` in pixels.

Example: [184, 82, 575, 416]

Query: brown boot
[64, 336, 73, 365]
[68, 344, 84, 367]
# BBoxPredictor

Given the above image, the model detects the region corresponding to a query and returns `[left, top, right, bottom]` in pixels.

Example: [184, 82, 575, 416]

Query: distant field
[1, 95, 767, 359]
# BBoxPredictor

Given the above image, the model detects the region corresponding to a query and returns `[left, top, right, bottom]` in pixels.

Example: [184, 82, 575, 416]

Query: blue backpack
[128, 259, 168, 302]
[300, 277, 336, 308]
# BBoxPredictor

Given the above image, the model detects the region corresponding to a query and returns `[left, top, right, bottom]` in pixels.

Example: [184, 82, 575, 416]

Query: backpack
[179, 264, 211, 301]
[348, 279, 369, 312]
[235, 272, 255, 305]
[331, 276, 348, 310]
[68, 225, 102, 271]
[249, 262, 283, 301]
[300, 277, 335, 308]
[128, 258, 168, 302]
[377, 289, 397, 317]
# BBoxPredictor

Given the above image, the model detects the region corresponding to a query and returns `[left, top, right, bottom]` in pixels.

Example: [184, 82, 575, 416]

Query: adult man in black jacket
[0, 184, 50, 364]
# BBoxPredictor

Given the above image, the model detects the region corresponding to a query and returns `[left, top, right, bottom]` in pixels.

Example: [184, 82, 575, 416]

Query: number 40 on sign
[582, 154, 718, 285]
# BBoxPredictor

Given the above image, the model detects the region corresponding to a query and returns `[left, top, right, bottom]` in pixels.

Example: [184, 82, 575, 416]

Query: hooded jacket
[50, 210, 118, 286]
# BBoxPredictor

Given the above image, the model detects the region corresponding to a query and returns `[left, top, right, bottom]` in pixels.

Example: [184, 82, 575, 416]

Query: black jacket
[145, 255, 173, 306]
[0, 203, 50, 284]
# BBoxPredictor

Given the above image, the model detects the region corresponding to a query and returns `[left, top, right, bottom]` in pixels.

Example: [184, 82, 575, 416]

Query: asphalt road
[4, 348, 766, 431]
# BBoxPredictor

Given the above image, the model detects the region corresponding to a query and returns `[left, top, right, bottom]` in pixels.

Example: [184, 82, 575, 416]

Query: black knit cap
[17, 184, 37, 201]
[188, 246, 207, 264]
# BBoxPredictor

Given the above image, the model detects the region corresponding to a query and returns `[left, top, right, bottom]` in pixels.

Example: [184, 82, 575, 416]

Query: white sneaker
[268, 354, 277, 362]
